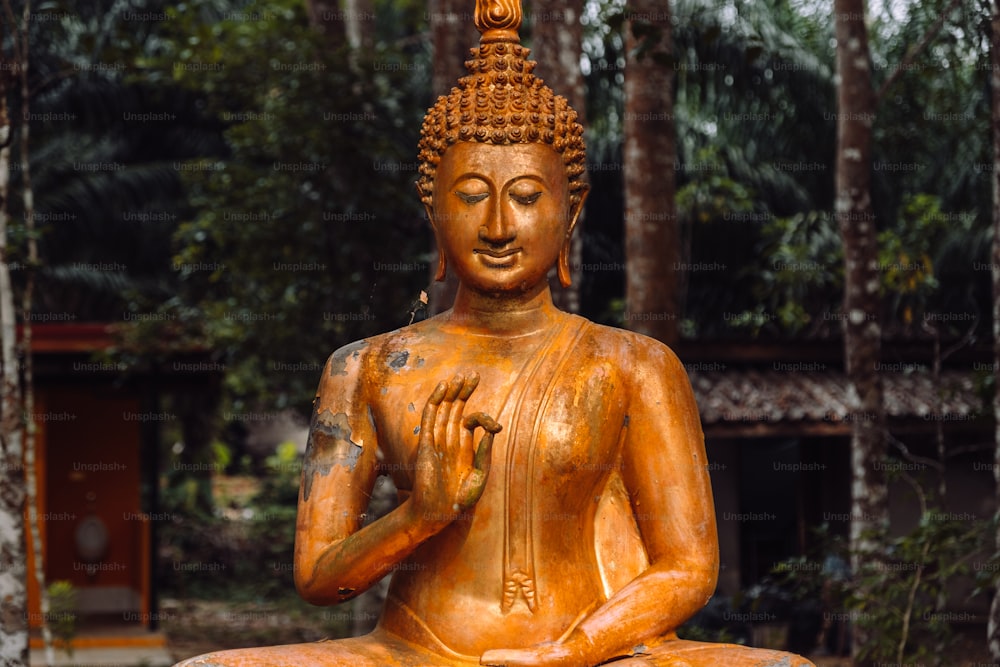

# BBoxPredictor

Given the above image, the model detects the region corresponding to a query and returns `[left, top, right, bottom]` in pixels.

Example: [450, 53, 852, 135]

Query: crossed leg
[174, 631, 814, 667]
[608, 638, 815, 667]
[173, 627, 479, 667]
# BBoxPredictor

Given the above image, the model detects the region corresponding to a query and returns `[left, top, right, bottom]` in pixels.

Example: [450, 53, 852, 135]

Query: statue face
[429, 142, 573, 296]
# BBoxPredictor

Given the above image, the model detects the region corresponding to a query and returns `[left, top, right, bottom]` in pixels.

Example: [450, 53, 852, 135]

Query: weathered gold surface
[175, 3, 815, 665]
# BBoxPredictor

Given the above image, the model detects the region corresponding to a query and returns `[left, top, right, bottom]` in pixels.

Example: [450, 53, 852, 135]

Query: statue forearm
[294, 497, 444, 605]
[572, 566, 717, 661]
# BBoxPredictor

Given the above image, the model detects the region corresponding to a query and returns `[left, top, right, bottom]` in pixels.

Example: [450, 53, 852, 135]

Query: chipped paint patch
[387, 350, 409, 371]
[302, 410, 363, 501]
[329, 340, 368, 376]
[758, 656, 795, 667]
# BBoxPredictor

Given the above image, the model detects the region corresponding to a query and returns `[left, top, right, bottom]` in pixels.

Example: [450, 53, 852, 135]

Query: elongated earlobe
[424, 200, 447, 282]
[558, 186, 590, 288]
[557, 239, 572, 288]
[435, 252, 447, 282]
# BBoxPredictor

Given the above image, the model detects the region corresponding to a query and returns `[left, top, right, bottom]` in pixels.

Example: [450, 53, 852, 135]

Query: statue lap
[175, 631, 814, 666]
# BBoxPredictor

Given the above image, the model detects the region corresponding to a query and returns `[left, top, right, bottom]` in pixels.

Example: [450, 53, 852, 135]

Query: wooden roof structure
[677, 341, 989, 438]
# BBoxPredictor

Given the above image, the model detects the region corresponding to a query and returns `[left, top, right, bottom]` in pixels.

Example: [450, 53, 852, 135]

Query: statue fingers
[419, 381, 448, 444]
[433, 374, 465, 450]
[443, 373, 465, 401]
[463, 412, 502, 434]
[446, 372, 480, 456]
[458, 371, 480, 401]
[463, 412, 500, 472]
[459, 468, 488, 508]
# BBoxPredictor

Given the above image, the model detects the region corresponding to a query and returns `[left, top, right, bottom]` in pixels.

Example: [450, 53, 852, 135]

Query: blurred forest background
[0, 0, 996, 664]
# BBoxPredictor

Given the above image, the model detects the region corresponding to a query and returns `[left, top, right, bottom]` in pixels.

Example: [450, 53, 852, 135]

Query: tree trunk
[989, 0, 1000, 658]
[343, 0, 374, 51]
[16, 0, 54, 658]
[427, 0, 475, 315]
[0, 65, 28, 667]
[623, 0, 678, 344]
[530, 0, 586, 313]
[306, 0, 346, 40]
[833, 0, 885, 663]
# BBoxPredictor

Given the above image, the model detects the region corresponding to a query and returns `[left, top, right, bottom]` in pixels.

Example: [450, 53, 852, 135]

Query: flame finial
[474, 0, 521, 42]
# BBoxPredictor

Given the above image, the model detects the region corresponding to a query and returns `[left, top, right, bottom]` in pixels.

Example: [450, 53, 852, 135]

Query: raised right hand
[410, 372, 502, 527]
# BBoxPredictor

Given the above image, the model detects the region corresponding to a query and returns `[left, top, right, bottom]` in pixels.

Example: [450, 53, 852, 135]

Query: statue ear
[424, 201, 448, 282]
[557, 185, 589, 288]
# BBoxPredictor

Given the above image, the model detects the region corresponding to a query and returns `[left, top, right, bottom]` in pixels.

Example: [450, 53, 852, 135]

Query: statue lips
[474, 247, 522, 268]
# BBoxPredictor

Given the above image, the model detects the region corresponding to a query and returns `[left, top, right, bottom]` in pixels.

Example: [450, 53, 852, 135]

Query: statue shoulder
[317, 324, 423, 394]
[322, 338, 374, 384]
[582, 321, 689, 381]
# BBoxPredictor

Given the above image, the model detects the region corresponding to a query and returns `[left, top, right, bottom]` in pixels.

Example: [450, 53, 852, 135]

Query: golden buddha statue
[176, 1, 815, 665]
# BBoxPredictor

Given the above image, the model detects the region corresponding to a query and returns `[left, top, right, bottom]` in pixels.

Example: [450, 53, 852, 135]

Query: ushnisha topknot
[416, 0, 587, 207]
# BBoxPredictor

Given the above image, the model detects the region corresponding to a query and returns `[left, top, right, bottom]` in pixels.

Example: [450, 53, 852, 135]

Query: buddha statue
[175, 1, 815, 665]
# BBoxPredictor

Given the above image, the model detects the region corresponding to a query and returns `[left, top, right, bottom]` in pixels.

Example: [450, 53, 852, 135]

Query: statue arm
[295, 346, 499, 607]
[573, 341, 719, 654]
[293, 342, 438, 605]
[482, 339, 717, 667]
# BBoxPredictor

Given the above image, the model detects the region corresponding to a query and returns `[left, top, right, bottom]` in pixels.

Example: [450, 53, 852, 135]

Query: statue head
[417, 0, 588, 288]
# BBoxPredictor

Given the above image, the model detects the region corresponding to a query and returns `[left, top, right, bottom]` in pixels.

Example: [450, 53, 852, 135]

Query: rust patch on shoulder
[301, 409, 363, 501]
[328, 340, 368, 377]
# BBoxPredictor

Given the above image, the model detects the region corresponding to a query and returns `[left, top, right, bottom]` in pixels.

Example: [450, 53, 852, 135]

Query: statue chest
[372, 352, 628, 497]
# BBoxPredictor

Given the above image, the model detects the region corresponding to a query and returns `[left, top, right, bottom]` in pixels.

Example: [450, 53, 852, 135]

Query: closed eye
[510, 192, 542, 205]
[456, 191, 489, 204]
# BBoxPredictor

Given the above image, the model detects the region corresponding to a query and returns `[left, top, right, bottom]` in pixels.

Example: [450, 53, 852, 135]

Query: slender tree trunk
[427, 0, 473, 315]
[531, 0, 586, 313]
[834, 0, 885, 664]
[0, 65, 27, 667]
[623, 0, 678, 344]
[989, 0, 1000, 657]
[16, 0, 53, 659]
[343, 0, 374, 51]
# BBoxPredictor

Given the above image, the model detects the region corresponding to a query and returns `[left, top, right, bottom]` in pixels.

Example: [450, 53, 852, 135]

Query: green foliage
[879, 195, 947, 296]
[663, 0, 989, 339]
[46, 580, 78, 657]
[878, 194, 977, 330]
[676, 147, 756, 226]
[727, 190, 981, 337]
[847, 514, 985, 666]
[1, 0, 212, 321]
[871, 0, 991, 221]
[737, 211, 843, 335]
[676, 617, 742, 645]
[768, 513, 989, 665]
[123, 0, 431, 413]
[257, 442, 302, 506]
[242, 442, 302, 594]
[159, 441, 302, 599]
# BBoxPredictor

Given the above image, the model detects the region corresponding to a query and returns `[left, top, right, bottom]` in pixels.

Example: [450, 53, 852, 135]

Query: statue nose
[479, 201, 516, 246]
